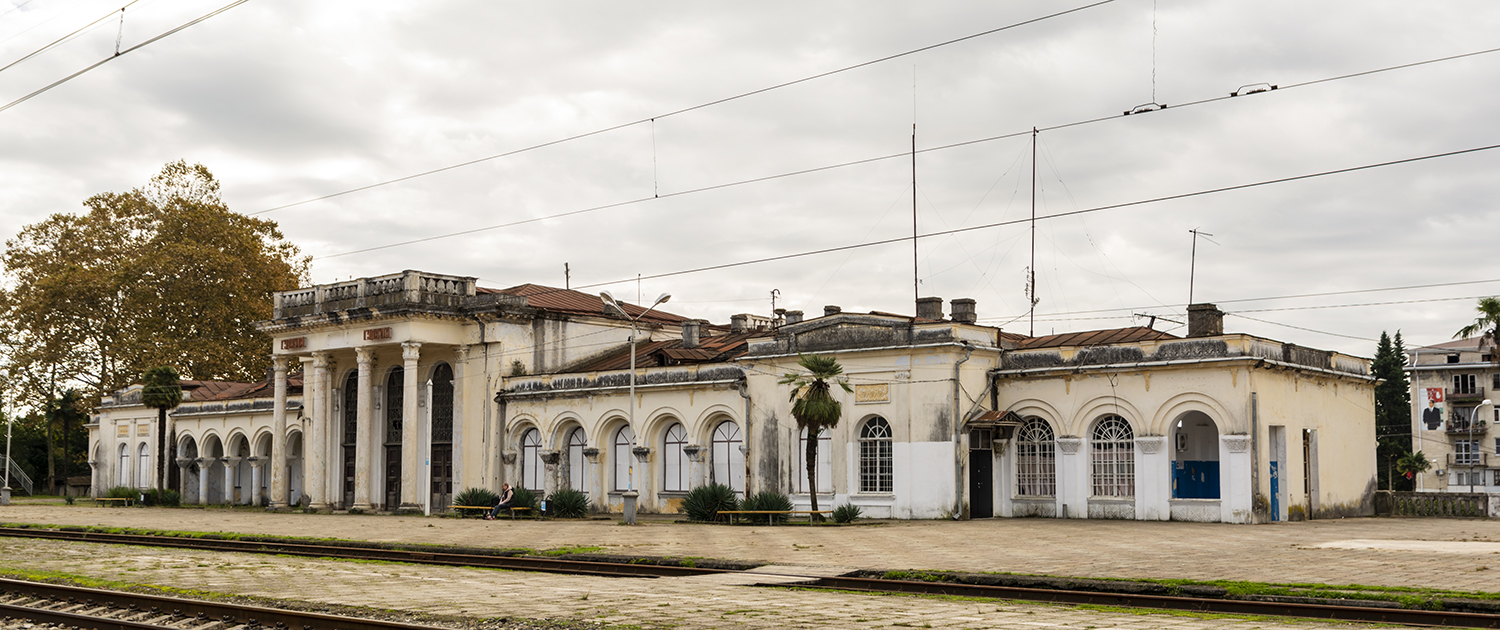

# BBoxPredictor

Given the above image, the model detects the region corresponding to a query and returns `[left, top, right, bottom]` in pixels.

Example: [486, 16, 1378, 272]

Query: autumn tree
[1, 161, 309, 405]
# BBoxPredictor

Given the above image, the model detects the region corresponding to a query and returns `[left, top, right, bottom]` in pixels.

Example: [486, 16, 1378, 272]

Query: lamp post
[2, 388, 11, 506]
[1471, 398, 1492, 493]
[599, 290, 671, 524]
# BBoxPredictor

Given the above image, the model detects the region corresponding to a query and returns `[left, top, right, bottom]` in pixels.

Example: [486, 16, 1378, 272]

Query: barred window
[1016, 418, 1055, 497]
[520, 428, 543, 492]
[384, 367, 404, 445]
[1091, 415, 1135, 497]
[430, 363, 454, 444]
[662, 423, 688, 492]
[859, 416, 893, 493]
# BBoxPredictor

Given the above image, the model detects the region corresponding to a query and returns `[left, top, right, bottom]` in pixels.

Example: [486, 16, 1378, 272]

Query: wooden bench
[93, 497, 133, 507]
[450, 505, 535, 519]
[718, 510, 832, 524]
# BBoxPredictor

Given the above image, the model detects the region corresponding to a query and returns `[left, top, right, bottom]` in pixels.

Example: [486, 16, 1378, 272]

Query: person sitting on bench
[485, 483, 515, 520]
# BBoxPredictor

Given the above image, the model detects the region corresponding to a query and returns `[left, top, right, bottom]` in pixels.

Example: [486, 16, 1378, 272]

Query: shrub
[63, 495, 75, 505]
[512, 487, 539, 511]
[832, 502, 862, 523]
[682, 483, 738, 522]
[452, 487, 498, 517]
[740, 490, 793, 524]
[158, 489, 181, 507]
[547, 488, 590, 518]
[105, 486, 139, 500]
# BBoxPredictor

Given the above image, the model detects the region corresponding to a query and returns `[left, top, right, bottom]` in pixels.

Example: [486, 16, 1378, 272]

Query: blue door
[1269, 461, 1281, 521]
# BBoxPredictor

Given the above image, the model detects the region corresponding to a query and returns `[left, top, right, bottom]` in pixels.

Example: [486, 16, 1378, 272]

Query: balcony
[1447, 452, 1489, 467]
[1446, 418, 1489, 435]
[1447, 387, 1487, 403]
[272, 270, 493, 318]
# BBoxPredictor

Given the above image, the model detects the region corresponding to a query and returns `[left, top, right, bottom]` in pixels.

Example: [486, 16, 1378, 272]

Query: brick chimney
[950, 298, 977, 324]
[682, 319, 707, 348]
[824, 305, 842, 317]
[916, 296, 944, 320]
[785, 310, 803, 324]
[1187, 303, 1224, 338]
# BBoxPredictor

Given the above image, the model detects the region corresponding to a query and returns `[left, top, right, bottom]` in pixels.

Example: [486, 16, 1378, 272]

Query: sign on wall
[281, 337, 307, 350]
[1421, 387, 1445, 430]
[116, 425, 129, 437]
[136, 424, 150, 436]
[855, 383, 889, 404]
[364, 327, 392, 341]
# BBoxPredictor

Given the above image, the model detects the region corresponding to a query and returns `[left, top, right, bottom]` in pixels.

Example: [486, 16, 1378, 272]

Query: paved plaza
[2, 505, 1498, 629]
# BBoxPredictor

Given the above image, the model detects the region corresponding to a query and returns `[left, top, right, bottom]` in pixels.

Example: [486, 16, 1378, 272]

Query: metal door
[968, 429, 993, 518]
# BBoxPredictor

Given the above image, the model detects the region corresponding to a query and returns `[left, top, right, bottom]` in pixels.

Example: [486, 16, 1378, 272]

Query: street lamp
[599, 290, 671, 524]
[2, 388, 11, 506]
[1471, 398, 1492, 493]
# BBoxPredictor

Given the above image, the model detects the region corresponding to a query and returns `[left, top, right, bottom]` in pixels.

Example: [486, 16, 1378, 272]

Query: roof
[568, 330, 772, 372]
[181, 376, 304, 402]
[486, 283, 689, 325]
[1018, 326, 1179, 350]
[1410, 337, 1485, 352]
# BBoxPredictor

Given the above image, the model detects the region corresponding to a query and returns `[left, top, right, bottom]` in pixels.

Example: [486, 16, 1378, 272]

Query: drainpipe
[738, 372, 753, 496]
[953, 343, 974, 520]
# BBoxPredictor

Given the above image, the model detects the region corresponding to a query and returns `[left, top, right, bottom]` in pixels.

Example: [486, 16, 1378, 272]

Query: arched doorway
[384, 366, 404, 510]
[341, 371, 358, 508]
[178, 436, 200, 503]
[429, 363, 454, 509]
[1172, 411, 1220, 499]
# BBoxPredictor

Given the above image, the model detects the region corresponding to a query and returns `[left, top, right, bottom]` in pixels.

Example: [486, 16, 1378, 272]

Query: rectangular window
[1449, 354, 1461, 364]
[1493, 470, 1500, 486]
[1454, 374, 1478, 394]
[1455, 440, 1480, 465]
[1492, 373, 1500, 390]
[859, 440, 893, 493]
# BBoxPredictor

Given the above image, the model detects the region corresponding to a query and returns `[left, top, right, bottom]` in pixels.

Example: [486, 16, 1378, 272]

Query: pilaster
[452, 345, 469, 491]
[1134, 436, 1169, 521]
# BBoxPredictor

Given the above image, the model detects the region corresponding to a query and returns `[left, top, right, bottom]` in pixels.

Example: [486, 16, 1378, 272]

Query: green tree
[141, 366, 183, 491]
[1, 161, 309, 404]
[1455, 296, 1500, 351]
[779, 354, 852, 515]
[1396, 450, 1431, 481]
[41, 390, 88, 492]
[1372, 331, 1413, 491]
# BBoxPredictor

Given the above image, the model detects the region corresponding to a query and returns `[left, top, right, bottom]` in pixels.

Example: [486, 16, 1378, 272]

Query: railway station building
[87, 269, 1377, 522]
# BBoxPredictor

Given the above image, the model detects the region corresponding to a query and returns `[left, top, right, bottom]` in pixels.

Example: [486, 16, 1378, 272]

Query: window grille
[385, 367, 404, 444]
[859, 417, 893, 493]
[520, 428, 543, 492]
[1016, 418, 1056, 497]
[662, 423, 688, 492]
[712, 421, 745, 494]
[613, 426, 635, 491]
[342, 372, 358, 446]
[1091, 415, 1135, 497]
[566, 428, 588, 492]
[430, 363, 454, 443]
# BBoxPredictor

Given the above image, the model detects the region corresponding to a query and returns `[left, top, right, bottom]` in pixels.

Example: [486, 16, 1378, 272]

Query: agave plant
[682, 483, 738, 522]
[547, 488, 590, 518]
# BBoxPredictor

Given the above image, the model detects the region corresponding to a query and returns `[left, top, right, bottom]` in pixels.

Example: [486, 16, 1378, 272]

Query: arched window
[429, 363, 455, 507]
[1016, 418, 1055, 497]
[662, 423, 688, 492]
[566, 427, 588, 492]
[138, 443, 151, 489]
[1091, 415, 1135, 497]
[118, 443, 131, 486]
[520, 428, 543, 492]
[384, 367, 404, 445]
[858, 417, 893, 493]
[711, 421, 745, 494]
[795, 426, 831, 494]
[613, 425, 635, 491]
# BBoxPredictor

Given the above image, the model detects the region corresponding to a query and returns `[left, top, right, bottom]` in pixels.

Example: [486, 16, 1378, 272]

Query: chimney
[785, 310, 803, 324]
[683, 319, 707, 348]
[731, 314, 750, 333]
[950, 298, 977, 324]
[1187, 303, 1224, 338]
[916, 296, 944, 320]
[824, 305, 842, 317]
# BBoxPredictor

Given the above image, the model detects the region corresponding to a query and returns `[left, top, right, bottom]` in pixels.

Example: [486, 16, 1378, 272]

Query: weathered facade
[87, 271, 1378, 523]
[1406, 337, 1499, 493]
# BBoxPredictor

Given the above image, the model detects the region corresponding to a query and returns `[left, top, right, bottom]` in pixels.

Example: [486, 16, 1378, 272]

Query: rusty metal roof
[1018, 326, 1178, 350]
[487, 283, 689, 325]
[182, 376, 304, 402]
[568, 331, 772, 373]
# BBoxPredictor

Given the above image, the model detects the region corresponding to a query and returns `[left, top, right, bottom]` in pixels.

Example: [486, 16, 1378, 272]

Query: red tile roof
[1018, 327, 1178, 350]
[486, 283, 689, 325]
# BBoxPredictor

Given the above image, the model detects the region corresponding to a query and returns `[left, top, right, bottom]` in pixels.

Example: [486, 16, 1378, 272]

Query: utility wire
[316, 43, 1500, 260]
[0, 0, 139, 74]
[0, 0, 252, 115]
[249, 1, 1120, 215]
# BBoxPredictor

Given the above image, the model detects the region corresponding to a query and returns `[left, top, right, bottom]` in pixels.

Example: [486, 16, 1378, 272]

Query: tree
[1455, 297, 1500, 352]
[141, 366, 183, 492]
[1396, 450, 1431, 481]
[1372, 331, 1413, 491]
[1, 161, 309, 405]
[41, 390, 88, 492]
[779, 354, 852, 515]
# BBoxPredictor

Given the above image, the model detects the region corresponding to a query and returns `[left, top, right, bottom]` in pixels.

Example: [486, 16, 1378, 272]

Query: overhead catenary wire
[0, 0, 140, 75]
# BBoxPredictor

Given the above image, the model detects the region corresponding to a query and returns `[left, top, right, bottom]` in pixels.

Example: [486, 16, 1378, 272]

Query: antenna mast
[1188, 228, 1216, 304]
[1029, 127, 1038, 337]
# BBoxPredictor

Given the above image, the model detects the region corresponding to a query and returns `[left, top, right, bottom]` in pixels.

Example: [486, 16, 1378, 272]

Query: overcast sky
[2, 0, 1498, 357]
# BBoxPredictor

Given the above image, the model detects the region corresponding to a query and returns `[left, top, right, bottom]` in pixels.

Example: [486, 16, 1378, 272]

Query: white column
[400, 342, 422, 511]
[223, 456, 241, 505]
[269, 360, 289, 508]
[451, 345, 469, 492]
[1221, 434, 1253, 523]
[176, 458, 192, 501]
[1055, 437, 1084, 518]
[196, 457, 213, 505]
[324, 357, 341, 508]
[307, 353, 329, 511]
[353, 347, 375, 510]
[1135, 436, 1169, 521]
[248, 456, 264, 506]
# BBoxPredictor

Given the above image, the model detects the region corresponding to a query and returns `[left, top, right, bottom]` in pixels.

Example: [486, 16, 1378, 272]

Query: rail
[1374, 490, 1490, 518]
[0, 455, 33, 495]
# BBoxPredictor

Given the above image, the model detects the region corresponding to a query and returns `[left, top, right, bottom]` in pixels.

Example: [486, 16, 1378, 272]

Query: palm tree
[1396, 450, 1431, 481]
[141, 366, 182, 492]
[1455, 297, 1500, 355]
[780, 354, 852, 515]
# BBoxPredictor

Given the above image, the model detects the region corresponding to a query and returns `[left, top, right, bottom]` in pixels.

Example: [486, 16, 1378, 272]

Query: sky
[2, 0, 1498, 358]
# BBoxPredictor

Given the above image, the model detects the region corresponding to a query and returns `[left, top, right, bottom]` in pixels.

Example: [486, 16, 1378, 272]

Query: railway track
[2, 526, 1496, 627]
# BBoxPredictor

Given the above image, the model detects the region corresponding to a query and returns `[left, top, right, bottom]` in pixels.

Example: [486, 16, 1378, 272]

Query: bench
[717, 510, 832, 524]
[450, 505, 535, 519]
[93, 497, 133, 507]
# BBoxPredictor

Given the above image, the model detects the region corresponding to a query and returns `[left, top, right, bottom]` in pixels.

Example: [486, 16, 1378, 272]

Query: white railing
[273, 270, 479, 318]
[0, 455, 34, 495]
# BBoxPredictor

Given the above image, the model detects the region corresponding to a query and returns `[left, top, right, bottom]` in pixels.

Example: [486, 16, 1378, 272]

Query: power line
[1225, 312, 1375, 342]
[0, 0, 140, 75]
[0, 0, 252, 115]
[315, 43, 1500, 260]
[250, 0, 1118, 216]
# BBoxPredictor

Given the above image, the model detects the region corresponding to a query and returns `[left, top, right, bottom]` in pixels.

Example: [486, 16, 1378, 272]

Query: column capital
[271, 358, 288, 375]
[454, 344, 471, 361]
[355, 347, 375, 366]
[311, 351, 331, 368]
[402, 341, 421, 362]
